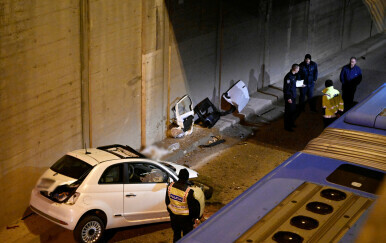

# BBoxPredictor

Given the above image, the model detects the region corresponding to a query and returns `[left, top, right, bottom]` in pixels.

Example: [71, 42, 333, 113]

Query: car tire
[74, 215, 105, 243]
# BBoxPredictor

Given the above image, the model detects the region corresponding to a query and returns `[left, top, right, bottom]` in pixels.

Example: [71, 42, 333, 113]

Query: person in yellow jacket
[322, 80, 344, 127]
[165, 169, 200, 242]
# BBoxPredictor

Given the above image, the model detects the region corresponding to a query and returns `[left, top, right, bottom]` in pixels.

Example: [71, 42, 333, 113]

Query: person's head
[178, 169, 189, 182]
[325, 79, 333, 88]
[304, 54, 311, 64]
[350, 57, 357, 68]
[291, 64, 299, 74]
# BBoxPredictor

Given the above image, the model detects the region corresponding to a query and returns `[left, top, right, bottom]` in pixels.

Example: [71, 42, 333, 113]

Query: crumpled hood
[161, 161, 198, 179]
[35, 168, 77, 193]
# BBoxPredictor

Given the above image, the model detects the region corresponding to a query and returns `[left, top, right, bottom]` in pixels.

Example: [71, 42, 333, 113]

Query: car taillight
[50, 183, 80, 204]
[65, 192, 80, 205]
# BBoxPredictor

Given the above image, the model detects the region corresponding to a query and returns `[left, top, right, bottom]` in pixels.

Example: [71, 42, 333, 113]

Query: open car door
[173, 95, 194, 136]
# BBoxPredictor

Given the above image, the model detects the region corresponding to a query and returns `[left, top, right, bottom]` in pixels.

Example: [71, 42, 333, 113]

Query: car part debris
[223, 80, 250, 112]
[6, 225, 19, 230]
[171, 95, 194, 138]
[189, 180, 214, 200]
[168, 142, 180, 151]
[194, 81, 250, 128]
[199, 136, 225, 148]
[194, 98, 222, 128]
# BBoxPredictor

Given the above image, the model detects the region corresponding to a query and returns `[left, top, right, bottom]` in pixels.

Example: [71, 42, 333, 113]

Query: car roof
[68, 144, 146, 166]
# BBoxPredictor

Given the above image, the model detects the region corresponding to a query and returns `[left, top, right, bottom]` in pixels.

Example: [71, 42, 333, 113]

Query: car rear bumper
[29, 188, 81, 230]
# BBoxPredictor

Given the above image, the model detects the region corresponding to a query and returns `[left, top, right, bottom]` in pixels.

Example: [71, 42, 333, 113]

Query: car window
[51, 155, 93, 179]
[128, 163, 168, 183]
[99, 164, 123, 184]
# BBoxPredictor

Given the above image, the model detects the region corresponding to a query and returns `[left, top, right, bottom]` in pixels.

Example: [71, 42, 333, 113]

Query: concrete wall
[167, 0, 380, 108]
[0, 0, 382, 226]
[0, 0, 82, 226]
[88, 0, 142, 148]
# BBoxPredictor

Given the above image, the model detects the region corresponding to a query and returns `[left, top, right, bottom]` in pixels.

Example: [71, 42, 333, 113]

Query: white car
[30, 144, 201, 243]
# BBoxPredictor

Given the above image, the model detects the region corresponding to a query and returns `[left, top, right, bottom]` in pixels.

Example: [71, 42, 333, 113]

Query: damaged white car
[30, 144, 205, 243]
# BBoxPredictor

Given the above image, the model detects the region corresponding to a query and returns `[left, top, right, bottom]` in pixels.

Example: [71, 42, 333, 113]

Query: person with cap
[283, 63, 299, 132]
[322, 79, 344, 127]
[299, 54, 318, 112]
[340, 56, 362, 111]
[165, 168, 200, 242]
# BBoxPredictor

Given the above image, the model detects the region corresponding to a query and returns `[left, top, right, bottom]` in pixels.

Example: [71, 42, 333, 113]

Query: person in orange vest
[165, 169, 200, 242]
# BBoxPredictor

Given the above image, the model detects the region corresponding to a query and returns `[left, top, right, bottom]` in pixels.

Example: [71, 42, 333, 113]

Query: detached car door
[123, 162, 170, 222]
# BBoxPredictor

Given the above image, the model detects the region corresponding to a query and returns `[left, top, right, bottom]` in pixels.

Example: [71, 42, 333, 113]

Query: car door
[94, 163, 124, 218]
[123, 162, 170, 222]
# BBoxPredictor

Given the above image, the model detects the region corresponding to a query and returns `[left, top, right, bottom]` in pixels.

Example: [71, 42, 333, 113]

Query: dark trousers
[284, 99, 296, 129]
[323, 117, 336, 128]
[342, 84, 357, 112]
[170, 213, 193, 242]
[300, 83, 316, 111]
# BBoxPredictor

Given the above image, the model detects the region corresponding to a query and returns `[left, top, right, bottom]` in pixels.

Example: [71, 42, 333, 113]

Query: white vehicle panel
[223, 80, 250, 112]
[123, 183, 169, 222]
[30, 188, 83, 230]
[37, 168, 77, 193]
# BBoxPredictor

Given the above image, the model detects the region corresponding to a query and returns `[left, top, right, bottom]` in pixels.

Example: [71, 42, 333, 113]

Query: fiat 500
[30, 144, 204, 243]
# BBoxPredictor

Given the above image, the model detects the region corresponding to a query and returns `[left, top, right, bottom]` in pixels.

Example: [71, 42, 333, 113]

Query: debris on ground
[194, 98, 222, 128]
[237, 142, 248, 145]
[199, 136, 226, 148]
[6, 225, 19, 230]
[167, 142, 180, 151]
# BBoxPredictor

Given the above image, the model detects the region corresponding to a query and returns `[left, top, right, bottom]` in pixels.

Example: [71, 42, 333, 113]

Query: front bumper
[29, 188, 83, 230]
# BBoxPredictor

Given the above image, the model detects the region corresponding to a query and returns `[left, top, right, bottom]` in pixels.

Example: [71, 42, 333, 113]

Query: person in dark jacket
[299, 54, 318, 112]
[165, 169, 200, 242]
[283, 64, 299, 132]
[340, 57, 362, 111]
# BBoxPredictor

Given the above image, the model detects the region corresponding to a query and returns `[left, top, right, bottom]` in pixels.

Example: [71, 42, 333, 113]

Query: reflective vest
[167, 182, 191, 216]
[322, 87, 344, 118]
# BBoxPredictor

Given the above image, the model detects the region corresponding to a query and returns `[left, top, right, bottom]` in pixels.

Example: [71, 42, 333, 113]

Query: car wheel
[74, 215, 105, 243]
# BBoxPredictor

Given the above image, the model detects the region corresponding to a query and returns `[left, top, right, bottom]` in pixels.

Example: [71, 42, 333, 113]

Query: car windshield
[50, 155, 93, 179]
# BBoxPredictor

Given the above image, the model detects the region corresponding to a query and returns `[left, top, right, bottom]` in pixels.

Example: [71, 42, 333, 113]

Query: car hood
[35, 168, 77, 193]
[162, 161, 198, 179]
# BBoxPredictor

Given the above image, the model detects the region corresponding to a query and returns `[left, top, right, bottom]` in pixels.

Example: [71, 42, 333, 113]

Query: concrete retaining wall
[0, 0, 82, 226]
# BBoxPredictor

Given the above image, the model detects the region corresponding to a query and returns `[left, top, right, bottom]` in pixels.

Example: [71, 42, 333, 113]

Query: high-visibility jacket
[322, 86, 344, 118]
[167, 182, 191, 216]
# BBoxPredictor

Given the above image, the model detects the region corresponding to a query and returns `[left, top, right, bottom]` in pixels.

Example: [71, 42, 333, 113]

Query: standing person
[165, 169, 200, 242]
[283, 64, 299, 132]
[340, 57, 362, 111]
[322, 80, 344, 127]
[299, 54, 318, 112]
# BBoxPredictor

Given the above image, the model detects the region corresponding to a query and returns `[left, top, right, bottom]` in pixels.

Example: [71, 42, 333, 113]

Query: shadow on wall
[258, 64, 270, 89]
[0, 167, 47, 227]
[165, 0, 265, 107]
[165, 0, 376, 110]
[248, 69, 258, 94]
